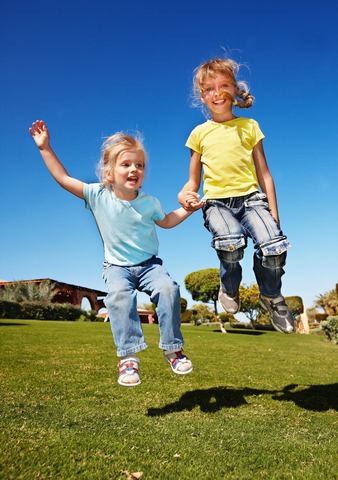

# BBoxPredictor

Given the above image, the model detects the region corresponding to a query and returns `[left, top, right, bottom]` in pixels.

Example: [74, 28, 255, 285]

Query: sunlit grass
[1, 320, 337, 479]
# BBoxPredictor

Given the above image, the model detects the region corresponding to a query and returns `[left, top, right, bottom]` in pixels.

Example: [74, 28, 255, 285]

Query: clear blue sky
[1, 0, 337, 315]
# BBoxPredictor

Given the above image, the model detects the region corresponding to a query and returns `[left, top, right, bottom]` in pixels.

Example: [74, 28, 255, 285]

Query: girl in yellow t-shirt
[178, 57, 294, 334]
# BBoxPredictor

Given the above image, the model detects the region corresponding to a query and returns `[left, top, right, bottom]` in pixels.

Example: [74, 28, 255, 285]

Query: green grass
[1, 320, 338, 479]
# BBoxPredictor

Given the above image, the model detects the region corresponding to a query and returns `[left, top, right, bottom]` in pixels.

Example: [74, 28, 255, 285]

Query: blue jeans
[203, 192, 291, 299]
[102, 256, 184, 356]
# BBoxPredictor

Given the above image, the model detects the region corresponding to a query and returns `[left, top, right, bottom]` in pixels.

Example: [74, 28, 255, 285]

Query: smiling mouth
[219, 89, 235, 103]
[128, 176, 138, 182]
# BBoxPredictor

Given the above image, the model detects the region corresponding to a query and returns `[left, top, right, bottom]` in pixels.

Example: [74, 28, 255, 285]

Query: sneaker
[118, 354, 141, 386]
[218, 287, 241, 314]
[259, 294, 295, 334]
[164, 349, 193, 375]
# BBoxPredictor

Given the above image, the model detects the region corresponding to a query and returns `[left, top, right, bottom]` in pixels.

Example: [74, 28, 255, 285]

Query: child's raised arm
[29, 121, 85, 200]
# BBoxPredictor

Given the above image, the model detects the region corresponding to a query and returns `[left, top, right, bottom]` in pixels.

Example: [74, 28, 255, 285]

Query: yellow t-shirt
[186, 117, 265, 199]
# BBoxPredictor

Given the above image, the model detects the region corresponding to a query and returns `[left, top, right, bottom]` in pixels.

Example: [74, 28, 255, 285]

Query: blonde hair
[97, 132, 147, 189]
[192, 57, 254, 117]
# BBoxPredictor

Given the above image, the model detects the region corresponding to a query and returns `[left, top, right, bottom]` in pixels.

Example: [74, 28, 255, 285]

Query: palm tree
[314, 289, 338, 316]
[0, 280, 57, 302]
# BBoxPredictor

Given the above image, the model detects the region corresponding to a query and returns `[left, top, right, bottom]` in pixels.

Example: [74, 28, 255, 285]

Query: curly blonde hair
[97, 132, 147, 189]
[192, 58, 254, 117]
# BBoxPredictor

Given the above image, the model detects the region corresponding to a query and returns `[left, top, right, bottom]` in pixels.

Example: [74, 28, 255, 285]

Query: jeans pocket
[214, 235, 246, 262]
[246, 192, 269, 207]
[260, 238, 291, 269]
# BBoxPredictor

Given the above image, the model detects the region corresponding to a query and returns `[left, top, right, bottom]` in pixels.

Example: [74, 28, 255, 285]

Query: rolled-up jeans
[102, 256, 184, 357]
[202, 192, 291, 299]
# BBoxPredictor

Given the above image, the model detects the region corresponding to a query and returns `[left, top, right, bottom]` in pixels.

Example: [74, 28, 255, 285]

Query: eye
[121, 163, 129, 167]
[136, 163, 144, 168]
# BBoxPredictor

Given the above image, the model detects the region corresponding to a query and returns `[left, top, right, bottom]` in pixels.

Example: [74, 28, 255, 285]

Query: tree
[184, 269, 220, 315]
[306, 306, 318, 323]
[285, 296, 303, 318]
[180, 297, 187, 313]
[314, 290, 338, 316]
[239, 283, 262, 327]
[190, 303, 214, 325]
[0, 280, 57, 303]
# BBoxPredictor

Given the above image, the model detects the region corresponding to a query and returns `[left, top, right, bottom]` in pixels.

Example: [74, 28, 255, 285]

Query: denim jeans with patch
[202, 192, 291, 299]
[102, 256, 184, 357]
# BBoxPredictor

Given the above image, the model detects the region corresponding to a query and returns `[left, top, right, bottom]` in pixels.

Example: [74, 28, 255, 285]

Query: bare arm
[253, 140, 280, 227]
[155, 207, 196, 229]
[29, 121, 85, 200]
[178, 149, 204, 210]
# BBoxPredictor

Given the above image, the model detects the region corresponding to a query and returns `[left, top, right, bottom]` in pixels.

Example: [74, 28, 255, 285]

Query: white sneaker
[163, 349, 193, 375]
[118, 355, 141, 386]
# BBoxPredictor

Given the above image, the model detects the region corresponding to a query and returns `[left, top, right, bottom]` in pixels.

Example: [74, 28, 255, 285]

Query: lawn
[1, 320, 338, 479]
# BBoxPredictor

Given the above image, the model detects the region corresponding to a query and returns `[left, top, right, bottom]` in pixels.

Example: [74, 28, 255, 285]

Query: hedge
[0, 300, 95, 321]
[0, 300, 22, 319]
[321, 316, 338, 344]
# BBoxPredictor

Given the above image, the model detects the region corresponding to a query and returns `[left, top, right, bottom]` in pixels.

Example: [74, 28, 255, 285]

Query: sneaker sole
[164, 356, 193, 375]
[118, 377, 141, 386]
[219, 299, 241, 315]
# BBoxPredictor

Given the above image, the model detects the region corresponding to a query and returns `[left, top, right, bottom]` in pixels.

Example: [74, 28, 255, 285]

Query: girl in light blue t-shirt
[30, 120, 197, 387]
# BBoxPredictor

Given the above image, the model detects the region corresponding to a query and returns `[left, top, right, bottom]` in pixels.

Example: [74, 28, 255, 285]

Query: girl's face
[108, 149, 145, 200]
[201, 73, 237, 121]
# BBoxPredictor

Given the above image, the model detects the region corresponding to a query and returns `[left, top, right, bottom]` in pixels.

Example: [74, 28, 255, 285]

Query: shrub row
[0, 300, 102, 322]
[321, 316, 338, 344]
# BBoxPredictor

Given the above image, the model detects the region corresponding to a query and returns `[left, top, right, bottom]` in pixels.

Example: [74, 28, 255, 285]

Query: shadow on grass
[148, 386, 274, 416]
[147, 383, 338, 416]
[272, 383, 338, 412]
[212, 330, 266, 336]
[0, 322, 28, 326]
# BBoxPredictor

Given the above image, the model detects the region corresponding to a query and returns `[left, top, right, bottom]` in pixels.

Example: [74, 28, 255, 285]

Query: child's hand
[29, 121, 50, 150]
[178, 190, 204, 211]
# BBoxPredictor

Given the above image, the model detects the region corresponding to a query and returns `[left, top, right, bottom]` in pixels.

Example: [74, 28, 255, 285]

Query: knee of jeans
[214, 235, 246, 263]
[260, 238, 290, 269]
[152, 281, 180, 306]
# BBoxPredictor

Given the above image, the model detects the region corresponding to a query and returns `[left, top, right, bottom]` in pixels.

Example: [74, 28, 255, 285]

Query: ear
[234, 85, 238, 97]
[200, 93, 206, 104]
[106, 171, 114, 183]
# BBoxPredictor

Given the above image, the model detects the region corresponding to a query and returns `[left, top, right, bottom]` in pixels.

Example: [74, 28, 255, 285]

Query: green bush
[20, 301, 85, 321]
[0, 300, 22, 319]
[0, 299, 89, 321]
[0, 298, 107, 322]
[321, 316, 338, 344]
[180, 297, 187, 313]
[181, 309, 193, 323]
[86, 310, 99, 322]
[218, 312, 237, 323]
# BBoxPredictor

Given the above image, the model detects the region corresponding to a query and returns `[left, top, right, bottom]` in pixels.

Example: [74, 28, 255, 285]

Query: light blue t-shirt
[83, 184, 165, 266]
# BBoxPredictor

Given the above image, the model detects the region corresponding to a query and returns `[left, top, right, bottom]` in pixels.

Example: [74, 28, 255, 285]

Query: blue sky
[1, 0, 337, 315]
